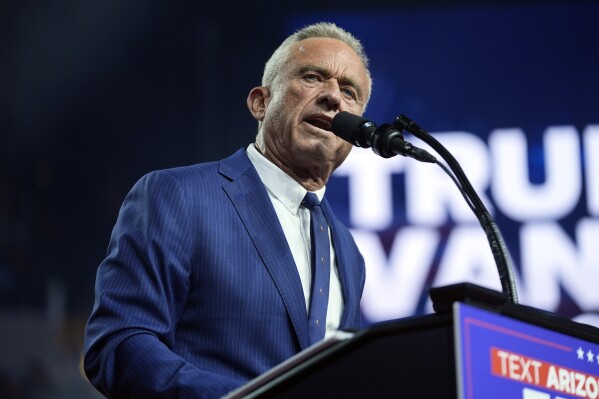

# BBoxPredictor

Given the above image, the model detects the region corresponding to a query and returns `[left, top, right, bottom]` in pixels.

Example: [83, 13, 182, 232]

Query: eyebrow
[297, 64, 364, 102]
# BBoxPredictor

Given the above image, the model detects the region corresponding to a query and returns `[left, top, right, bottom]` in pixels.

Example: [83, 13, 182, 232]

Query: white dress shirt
[246, 144, 343, 340]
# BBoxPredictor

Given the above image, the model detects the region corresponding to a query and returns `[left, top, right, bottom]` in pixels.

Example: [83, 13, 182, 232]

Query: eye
[341, 86, 357, 100]
[303, 73, 322, 83]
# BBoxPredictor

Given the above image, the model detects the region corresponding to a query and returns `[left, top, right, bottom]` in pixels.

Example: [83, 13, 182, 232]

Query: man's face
[259, 37, 370, 182]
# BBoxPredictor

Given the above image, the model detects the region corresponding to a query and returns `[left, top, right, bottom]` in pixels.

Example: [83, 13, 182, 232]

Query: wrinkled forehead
[288, 37, 370, 92]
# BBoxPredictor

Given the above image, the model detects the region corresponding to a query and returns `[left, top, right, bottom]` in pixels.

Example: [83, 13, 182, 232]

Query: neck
[254, 143, 330, 191]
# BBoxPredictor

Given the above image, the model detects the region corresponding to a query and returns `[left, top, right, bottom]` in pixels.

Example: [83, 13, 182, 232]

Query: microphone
[331, 111, 437, 163]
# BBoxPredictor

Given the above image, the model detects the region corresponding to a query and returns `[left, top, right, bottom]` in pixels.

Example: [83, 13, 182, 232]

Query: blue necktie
[302, 192, 331, 345]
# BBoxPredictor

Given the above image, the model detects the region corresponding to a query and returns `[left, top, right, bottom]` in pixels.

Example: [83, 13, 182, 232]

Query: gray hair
[262, 22, 372, 95]
[255, 22, 372, 148]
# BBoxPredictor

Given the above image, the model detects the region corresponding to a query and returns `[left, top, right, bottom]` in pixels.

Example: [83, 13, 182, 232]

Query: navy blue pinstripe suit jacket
[83, 148, 366, 398]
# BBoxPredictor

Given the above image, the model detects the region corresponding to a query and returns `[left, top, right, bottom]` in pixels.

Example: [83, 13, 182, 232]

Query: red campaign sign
[490, 347, 599, 398]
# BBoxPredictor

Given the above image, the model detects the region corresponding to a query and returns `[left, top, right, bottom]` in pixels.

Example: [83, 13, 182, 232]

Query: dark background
[5, 0, 591, 318]
[1, 1, 597, 397]
[1, 0, 408, 315]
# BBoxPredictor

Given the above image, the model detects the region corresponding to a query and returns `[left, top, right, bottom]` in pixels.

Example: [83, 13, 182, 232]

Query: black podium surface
[224, 284, 599, 399]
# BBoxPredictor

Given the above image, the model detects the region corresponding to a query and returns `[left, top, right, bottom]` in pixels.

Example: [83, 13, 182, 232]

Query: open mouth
[305, 115, 332, 132]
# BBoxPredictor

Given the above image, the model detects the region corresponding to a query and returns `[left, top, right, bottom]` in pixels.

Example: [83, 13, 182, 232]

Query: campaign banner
[289, 3, 599, 328]
[455, 303, 599, 399]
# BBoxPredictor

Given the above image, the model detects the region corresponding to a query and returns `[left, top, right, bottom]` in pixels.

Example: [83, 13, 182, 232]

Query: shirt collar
[246, 143, 326, 215]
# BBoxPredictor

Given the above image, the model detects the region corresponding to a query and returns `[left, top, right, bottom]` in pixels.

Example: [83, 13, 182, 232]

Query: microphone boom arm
[394, 115, 519, 304]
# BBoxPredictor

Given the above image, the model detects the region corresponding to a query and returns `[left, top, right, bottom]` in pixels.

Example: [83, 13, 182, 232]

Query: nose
[316, 79, 342, 111]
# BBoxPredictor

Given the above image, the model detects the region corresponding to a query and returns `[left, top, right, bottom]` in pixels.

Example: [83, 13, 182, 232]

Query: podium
[224, 283, 599, 399]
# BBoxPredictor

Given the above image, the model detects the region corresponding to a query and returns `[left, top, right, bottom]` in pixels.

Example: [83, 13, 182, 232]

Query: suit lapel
[219, 149, 311, 349]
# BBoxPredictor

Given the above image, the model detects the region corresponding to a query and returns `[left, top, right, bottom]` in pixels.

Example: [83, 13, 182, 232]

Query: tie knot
[302, 192, 321, 210]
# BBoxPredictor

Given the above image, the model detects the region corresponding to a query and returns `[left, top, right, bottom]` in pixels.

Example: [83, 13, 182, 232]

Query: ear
[246, 86, 270, 122]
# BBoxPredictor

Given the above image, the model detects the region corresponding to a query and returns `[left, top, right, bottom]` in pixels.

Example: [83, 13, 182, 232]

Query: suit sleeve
[83, 170, 243, 399]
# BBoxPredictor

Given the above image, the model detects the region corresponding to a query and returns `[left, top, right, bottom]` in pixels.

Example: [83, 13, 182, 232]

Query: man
[84, 21, 371, 398]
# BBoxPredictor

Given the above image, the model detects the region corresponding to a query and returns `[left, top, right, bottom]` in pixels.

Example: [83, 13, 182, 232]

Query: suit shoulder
[139, 148, 249, 186]
[154, 161, 220, 182]
[131, 148, 250, 196]
[122, 163, 216, 206]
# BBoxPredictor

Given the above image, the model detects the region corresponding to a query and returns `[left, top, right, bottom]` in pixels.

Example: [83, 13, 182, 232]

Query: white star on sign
[587, 350, 595, 362]
[577, 347, 585, 360]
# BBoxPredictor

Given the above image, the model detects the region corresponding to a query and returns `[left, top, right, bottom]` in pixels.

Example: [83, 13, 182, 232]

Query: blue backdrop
[287, 2, 599, 326]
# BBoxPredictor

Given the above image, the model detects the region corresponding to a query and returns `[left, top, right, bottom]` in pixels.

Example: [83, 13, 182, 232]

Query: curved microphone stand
[394, 115, 519, 304]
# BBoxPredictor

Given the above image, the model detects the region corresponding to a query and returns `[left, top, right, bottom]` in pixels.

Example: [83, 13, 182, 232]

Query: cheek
[266, 90, 297, 120]
[346, 103, 365, 115]
[339, 140, 353, 155]
[285, 82, 317, 108]
[263, 96, 285, 126]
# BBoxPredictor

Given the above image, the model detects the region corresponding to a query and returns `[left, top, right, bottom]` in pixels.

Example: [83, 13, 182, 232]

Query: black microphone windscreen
[331, 111, 371, 144]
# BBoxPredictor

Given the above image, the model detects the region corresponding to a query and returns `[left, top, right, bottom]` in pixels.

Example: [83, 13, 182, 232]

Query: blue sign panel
[455, 303, 599, 399]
